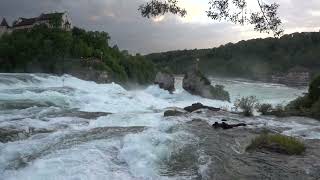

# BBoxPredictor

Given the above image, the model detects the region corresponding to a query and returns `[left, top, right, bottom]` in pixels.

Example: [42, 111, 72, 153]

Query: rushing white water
[0, 73, 318, 180]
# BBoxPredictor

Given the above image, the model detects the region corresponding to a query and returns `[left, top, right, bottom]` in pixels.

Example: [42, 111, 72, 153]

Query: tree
[309, 75, 320, 102]
[139, 0, 283, 36]
[234, 96, 259, 116]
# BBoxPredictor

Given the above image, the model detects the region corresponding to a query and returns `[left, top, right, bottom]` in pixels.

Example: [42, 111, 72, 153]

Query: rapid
[0, 73, 319, 180]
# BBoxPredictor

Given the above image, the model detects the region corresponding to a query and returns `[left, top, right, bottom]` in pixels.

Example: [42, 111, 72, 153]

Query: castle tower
[0, 18, 10, 36]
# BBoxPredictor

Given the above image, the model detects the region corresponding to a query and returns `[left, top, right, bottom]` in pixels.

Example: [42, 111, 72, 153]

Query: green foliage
[147, 32, 320, 79]
[119, 54, 156, 84]
[195, 70, 211, 85]
[309, 75, 320, 102]
[286, 95, 313, 111]
[285, 74, 320, 120]
[48, 13, 63, 28]
[234, 96, 259, 116]
[246, 134, 306, 155]
[311, 99, 320, 119]
[257, 103, 272, 115]
[210, 85, 230, 102]
[0, 26, 155, 84]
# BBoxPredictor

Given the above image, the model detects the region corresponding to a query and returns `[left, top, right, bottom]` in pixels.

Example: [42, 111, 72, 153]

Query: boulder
[154, 71, 175, 93]
[184, 103, 220, 113]
[164, 108, 186, 117]
[212, 122, 247, 130]
[182, 70, 230, 101]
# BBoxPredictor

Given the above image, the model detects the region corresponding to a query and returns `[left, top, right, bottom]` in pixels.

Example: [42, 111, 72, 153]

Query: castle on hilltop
[0, 12, 72, 36]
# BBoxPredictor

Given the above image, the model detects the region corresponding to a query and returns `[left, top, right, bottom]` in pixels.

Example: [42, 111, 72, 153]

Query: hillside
[0, 25, 155, 84]
[146, 32, 320, 80]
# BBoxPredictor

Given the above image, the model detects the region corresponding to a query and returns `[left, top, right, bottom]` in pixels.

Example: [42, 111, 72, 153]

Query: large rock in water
[183, 70, 230, 101]
[154, 71, 175, 93]
[184, 103, 220, 112]
[164, 107, 187, 117]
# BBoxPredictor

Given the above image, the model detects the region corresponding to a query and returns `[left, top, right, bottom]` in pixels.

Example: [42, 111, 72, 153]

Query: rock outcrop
[164, 108, 187, 117]
[154, 71, 175, 93]
[184, 103, 220, 113]
[182, 70, 230, 101]
[0, 127, 54, 143]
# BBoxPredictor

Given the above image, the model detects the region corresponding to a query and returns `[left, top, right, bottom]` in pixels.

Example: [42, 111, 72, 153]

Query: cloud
[0, 0, 319, 54]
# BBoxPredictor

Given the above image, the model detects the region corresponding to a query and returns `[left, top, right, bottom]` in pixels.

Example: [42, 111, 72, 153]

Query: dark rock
[188, 119, 320, 180]
[184, 103, 220, 113]
[0, 127, 55, 143]
[182, 70, 230, 101]
[221, 119, 228, 122]
[164, 108, 186, 117]
[154, 71, 175, 93]
[212, 122, 247, 129]
[0, 127, 23, 143]
[56, 111, 111, 119]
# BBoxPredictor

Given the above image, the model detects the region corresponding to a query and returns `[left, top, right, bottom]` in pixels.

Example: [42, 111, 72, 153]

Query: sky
[1, 0, 320, 54]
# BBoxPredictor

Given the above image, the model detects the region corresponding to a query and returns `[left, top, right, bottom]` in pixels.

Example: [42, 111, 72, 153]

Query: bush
[309, 75, 320, 103]
[257, 103, 272, 115]
[270, 104, 287, 117]
[210, 85, 230, 102]
[246, 134, 306, 155]
[234, 96, 259, 116]
[286, 95, 313, 110]
[311, 99, 320, 118]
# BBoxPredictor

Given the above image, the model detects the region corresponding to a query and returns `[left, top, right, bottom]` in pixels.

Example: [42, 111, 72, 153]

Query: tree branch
[139, 0, 284, 36]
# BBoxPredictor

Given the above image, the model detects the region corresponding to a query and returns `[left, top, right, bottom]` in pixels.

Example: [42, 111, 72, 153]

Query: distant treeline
[146, 32, 320, 79]
[0, 25, 155, 84]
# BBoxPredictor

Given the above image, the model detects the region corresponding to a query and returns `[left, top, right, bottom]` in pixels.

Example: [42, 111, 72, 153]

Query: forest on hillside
[147, 32, 320, 79]
[0, 25, 155, 84]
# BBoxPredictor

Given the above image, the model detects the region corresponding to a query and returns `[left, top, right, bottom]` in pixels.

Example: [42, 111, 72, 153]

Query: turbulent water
[0, 73, 319, 180]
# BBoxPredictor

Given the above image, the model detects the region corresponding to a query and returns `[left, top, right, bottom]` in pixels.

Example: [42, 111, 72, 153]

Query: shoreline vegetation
[146, 31, 320, 84]
[246, 133, 306, 155]
[0, 24, 318, 120]
[0, 25, 155, 85]
[234, 74, 320, 120]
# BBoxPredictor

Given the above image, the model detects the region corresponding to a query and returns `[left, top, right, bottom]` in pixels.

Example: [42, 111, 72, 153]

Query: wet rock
[184, 103, 220, 113]
[164, 108, 186, 117]
[154, 71, 175, 93]
[182, 70, 230, 101]
[0, 127, 55, 143]
[187, 120, 320, 179]
[212, 122, 247, 129]
[246, 134, 306, 155]
[48, 110, 111, 119]
[0, 127, 23, 143]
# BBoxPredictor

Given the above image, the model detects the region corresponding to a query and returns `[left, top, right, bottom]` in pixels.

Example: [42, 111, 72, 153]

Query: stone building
[12, 12, 72, 31]
[0, 18, 11, 36]
[0, 11, 72, 36]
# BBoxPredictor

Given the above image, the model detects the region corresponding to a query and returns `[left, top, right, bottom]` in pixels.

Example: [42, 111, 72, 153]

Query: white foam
[0, 73, 317, 180]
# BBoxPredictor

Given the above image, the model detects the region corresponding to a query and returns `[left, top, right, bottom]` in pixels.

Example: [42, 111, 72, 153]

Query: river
[0, 73, 319, 180]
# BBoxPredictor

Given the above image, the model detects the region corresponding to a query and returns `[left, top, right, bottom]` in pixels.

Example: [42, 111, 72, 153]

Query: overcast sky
[1, 0, 320, 54]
